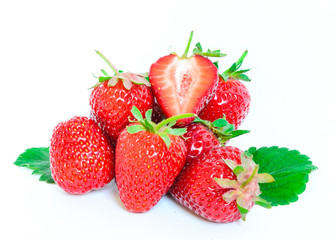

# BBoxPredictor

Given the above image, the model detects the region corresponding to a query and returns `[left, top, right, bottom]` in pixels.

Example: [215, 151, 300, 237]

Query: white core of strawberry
[174, 59, 193, 105]
[214, 153, 275, 220]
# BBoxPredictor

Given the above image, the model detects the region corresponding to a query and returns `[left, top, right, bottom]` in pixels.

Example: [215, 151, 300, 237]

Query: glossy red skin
[115, 127, 187, 213]
[149, 54, 218, 126]
[198, 77, 250, 129]
[183, 123, 221, 166]
[50, 116, 115, 194]
[170, 146, 242, 223]
[90, 81, 154, 144]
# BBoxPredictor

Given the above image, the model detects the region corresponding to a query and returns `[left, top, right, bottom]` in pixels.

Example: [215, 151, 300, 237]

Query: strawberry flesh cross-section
[149, 54, 218, 126]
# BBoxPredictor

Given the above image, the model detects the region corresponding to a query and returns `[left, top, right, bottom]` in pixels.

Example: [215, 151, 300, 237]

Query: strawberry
[151, 98, 165, 124]
[170, 145, 317, 223]
[198, 50, 251, 128]
[183, 117, 249, 166]
[149, 31, 225, 126]
[170, 146, 275, 222]
[90, 51, 154, 144]
[115, 106, 194, 212]
[49, 116, 115, 194]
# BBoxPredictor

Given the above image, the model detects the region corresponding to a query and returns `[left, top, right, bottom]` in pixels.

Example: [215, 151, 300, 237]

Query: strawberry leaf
[14, 147, 54, 183]
[247, 146, 317, 206]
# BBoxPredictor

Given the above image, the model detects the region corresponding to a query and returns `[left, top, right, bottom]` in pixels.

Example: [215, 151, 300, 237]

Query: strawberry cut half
[149, 32, 221, 126]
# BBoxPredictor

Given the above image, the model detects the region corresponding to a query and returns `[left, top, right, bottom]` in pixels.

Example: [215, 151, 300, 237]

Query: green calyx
[90, 51, 150, 90]
[176, 31, 226, 59]
[214, 146, 317, 221]
[127, 106, 195, 148]
[214, 153, 275, 221]
[193, 116, 250, 145]
[221, 50, 251, 82]
[192, 42, 227, 58]
[14, 147, 55, 184]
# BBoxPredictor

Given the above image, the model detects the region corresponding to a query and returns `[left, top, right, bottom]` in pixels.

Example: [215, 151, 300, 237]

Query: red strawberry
[115, 107, 193, 212]
[183, 123, 220, 165]
[149, 32, 225, 126]
[199, 50, 251, 129]
[50, 116, 115, 194]
[170, 146, 274, 223]
[90, 51, 154, 144]
[151, 98, 165, 124]
[183, 117, 249, 166]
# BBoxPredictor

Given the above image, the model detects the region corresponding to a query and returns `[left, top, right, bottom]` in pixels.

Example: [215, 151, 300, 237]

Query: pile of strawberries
[16, 32, 316, 223]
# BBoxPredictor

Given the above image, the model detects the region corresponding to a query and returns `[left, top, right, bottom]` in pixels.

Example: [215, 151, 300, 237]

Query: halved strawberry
[149, 32, 225, 126]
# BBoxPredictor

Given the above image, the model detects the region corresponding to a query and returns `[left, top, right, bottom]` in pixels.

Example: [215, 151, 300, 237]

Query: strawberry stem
[156, 113, 195, 131]
[95, 50, 119, 75]
[182, 31, 194, 58]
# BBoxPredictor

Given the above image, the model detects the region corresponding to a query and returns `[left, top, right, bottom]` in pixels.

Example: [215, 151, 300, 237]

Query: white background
[1, 0, 335, 239]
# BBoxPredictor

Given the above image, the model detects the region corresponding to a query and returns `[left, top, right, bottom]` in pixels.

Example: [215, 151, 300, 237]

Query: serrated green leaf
[127, 124, 146, 134]
[14, 147, 54, 184]
[166, 128, 187, 136]
[247, 146, 317, 206]
[158, 132, 171, 148]
[213, 61, 219, 69]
